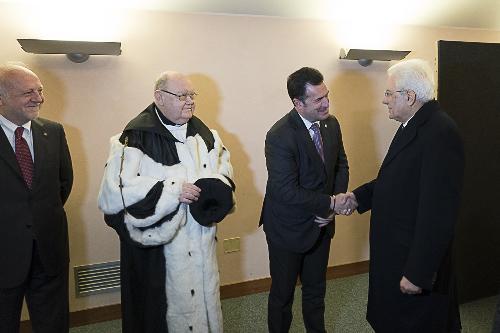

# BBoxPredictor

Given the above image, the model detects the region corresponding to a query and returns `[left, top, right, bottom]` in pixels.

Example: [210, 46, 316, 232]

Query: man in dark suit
[0, 64, 73, 333]
[345, 59, 465, 332]
[260, 67, 349, 332]
[493, 297, 500, 333]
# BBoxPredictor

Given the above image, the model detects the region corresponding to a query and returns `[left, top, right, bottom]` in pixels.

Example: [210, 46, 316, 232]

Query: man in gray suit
[0, 63, 73, 333]
[260, 67, 349, 332]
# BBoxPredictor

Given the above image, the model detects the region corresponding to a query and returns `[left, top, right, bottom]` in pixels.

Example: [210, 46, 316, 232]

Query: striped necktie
[310, 123, 324, 162]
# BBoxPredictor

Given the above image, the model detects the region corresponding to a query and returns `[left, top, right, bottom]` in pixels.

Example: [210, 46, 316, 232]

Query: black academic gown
[103, 103, 215, 333]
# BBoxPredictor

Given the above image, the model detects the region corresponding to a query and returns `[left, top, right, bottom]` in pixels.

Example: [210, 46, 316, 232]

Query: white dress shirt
[0, 115, 34, 160]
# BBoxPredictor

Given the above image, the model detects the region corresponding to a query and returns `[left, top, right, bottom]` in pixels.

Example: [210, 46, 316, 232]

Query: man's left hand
[400, 276, 422, 295]
[179, 182, 201, 204]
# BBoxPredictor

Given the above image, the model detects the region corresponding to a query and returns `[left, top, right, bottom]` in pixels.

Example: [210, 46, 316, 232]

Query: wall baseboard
[220, 260, 369, 299]
[20, 304, 122, 333]
[20, 260, 369, 331]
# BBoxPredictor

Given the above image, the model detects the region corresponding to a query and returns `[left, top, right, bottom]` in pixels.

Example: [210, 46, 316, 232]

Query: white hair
[154, 71, 184, 91]
[388, 59, 435, 102]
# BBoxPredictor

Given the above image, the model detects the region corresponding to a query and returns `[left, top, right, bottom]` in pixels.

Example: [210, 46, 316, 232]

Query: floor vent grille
[74, 261, 120, 297]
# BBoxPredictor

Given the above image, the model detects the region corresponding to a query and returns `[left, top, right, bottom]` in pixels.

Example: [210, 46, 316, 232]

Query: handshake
[314, 192, 358, 227]
[332, 192, 358, 216]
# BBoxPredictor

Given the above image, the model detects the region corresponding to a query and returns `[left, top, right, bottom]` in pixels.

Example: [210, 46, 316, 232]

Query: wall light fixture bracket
[17, 39, 122, 63]
[339, 48, 411, 67]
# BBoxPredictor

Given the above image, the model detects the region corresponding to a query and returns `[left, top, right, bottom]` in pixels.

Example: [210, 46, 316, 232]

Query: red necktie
[310, 123, 324, 162]
[15, 127, 34, 189]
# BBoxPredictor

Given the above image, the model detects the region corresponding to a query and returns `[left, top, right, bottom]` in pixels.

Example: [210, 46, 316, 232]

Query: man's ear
[406, 90, 417, 106]
[292, 98, 303, 109]
[154, 90, 164, 106]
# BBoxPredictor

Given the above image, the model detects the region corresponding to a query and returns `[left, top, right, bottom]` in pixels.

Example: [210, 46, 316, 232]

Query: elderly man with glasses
[344, 59, 465, 332]
[98, 71, 235, 333]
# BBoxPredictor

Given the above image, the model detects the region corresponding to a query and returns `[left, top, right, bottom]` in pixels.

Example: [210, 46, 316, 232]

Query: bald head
[0, 63, 44, 125]
[153, 71, 196, 125]
[0, 64, 38, 96]
[154, 71, 188, 92]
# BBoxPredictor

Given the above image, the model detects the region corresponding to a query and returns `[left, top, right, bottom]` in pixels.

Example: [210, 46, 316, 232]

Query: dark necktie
[15, 127, 34, 189]
[310, 123, 324, 162]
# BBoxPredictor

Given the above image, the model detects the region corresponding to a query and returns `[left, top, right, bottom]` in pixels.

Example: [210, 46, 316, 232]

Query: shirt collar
[0, 115, 32, 132]
[296, 112, 319, 130]
[402, 114, 414, 128]
[154, 105, 180, 126]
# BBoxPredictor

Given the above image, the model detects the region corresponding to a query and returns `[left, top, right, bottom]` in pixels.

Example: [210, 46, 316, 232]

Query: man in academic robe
[98, 71, 234, 333]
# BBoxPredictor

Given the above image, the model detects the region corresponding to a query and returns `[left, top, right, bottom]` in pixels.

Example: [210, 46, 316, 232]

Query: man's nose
[322, 96, 329, 107]
[32, 91, 44, 102]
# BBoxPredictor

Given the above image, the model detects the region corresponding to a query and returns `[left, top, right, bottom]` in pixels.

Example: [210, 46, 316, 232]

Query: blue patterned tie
[310, 123, 324, 162]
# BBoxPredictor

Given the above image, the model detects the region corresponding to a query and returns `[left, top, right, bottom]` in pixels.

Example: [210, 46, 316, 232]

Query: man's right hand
[332, 192, 358, 215]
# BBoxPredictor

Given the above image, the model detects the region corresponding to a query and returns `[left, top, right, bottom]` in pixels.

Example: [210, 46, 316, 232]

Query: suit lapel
[381, 124, 416, 168]
[289, 110, 325, 167]
[0, 126, 24, 182]
[31, 119, 48, 189]
[381, 101, 438, 169]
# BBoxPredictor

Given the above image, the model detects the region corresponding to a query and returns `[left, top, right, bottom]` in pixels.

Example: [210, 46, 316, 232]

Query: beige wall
[1, 3, 499, 315]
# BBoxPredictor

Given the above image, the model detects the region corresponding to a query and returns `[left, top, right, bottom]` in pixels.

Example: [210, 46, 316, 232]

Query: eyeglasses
[159, 89, 197, 101]
[384, 90, 406, 98]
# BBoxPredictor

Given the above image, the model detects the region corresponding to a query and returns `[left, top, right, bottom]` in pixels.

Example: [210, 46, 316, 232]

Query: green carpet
[70, 273, 498, 332]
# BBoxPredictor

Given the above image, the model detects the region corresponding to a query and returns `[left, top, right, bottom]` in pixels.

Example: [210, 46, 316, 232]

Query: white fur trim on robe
[98, 130, 234, 332]
[162, 130, 233, 333]
[179, 130, 235, 217]
[97, 134, 187, 245]
[163, 214, 222, 333]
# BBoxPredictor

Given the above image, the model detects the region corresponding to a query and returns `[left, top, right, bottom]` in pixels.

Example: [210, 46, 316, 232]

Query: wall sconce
[339, 48, 411, 67]
[17, 39, 122, 63]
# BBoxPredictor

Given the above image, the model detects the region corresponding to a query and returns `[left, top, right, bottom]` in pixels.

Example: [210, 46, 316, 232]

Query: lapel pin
[43, 132, 47, 136]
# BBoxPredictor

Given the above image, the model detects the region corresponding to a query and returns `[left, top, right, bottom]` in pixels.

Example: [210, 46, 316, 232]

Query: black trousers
[493, 295, 500, 333]
[0, 241, 69, 333]
[267, 229, 331, 333]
